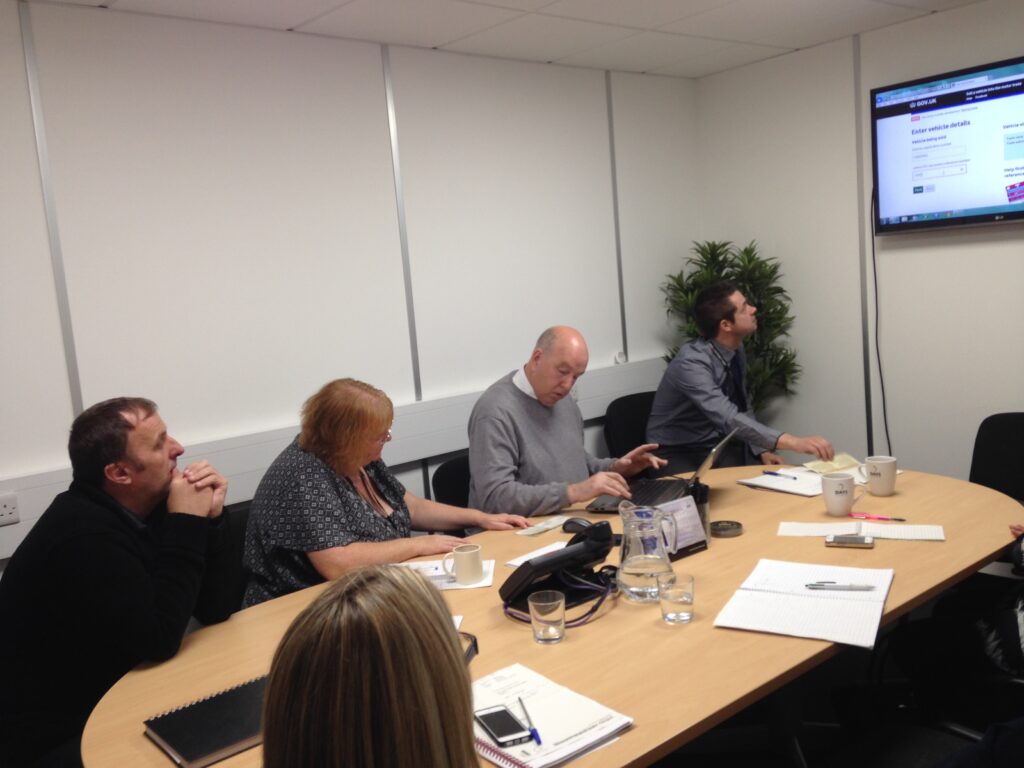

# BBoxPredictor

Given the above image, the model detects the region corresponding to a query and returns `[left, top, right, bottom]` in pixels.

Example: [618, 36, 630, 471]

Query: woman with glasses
[263, 564, 478, 768]
[243, 378, 527, 606]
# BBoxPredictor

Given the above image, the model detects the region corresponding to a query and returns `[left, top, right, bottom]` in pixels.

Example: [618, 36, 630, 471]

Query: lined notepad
[777, 521, 945, 541]
[714, 559, 894, 648]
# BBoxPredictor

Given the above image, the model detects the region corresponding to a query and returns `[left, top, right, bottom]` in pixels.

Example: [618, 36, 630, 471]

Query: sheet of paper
[859, 522, 945, 541]
[777, 521, 860, 537]
[776, 521, 945, 541]
[506, 541, 567, 567]
[804, 452, 861, 474]
[399, 559, 495, 590]
[740, 559, 893, 599]
[517, 515, 569, 536]
[737, 467, 823, 496]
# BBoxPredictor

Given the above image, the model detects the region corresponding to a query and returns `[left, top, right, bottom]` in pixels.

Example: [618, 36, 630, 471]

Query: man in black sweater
[0, 397, 236, 767]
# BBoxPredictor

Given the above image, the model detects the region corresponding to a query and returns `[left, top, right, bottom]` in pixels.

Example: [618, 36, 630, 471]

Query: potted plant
[661, 240, 800, 414]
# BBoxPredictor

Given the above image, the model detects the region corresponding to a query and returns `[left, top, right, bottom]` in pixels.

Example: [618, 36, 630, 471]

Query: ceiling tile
[297, 0, 521, 48]
[108, 0, 345, 30]
[876, 0, 985, 9]
[442, 13, 632, 63]
[649, 40, 792, 78]
[456, 0, 558, 11]
[556, 31, 725, 73]
[36, 0, 108, 7]
[540, 0, 735, 30]
[661, 0, 926, 49]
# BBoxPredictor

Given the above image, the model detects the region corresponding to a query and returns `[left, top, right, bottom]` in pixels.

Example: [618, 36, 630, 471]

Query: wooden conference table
[83, 467, 1022, 767]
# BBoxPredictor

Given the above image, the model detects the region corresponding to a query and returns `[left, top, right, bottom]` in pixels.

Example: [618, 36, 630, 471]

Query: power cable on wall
[870, 190, 893, 455]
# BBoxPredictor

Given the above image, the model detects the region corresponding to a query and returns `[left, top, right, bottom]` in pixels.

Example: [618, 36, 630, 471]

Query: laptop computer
[584, 428, 739, 513]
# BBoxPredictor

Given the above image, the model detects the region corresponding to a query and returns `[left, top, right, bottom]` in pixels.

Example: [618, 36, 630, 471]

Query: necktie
[728, 355, 748, 412]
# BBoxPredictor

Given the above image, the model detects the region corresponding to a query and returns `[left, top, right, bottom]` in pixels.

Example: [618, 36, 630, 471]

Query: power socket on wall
[0, 494, 19, 527]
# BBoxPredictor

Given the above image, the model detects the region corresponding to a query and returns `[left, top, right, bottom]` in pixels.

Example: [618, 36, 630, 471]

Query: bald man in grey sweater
[468, 327, 666, 517]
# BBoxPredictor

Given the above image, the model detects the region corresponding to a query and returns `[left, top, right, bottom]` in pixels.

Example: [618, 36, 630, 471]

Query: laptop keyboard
[587, 478, 691, 512]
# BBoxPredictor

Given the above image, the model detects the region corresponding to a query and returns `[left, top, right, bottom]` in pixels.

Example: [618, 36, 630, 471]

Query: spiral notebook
[143, 676, 267, 767]
[473, 664, 632, 768]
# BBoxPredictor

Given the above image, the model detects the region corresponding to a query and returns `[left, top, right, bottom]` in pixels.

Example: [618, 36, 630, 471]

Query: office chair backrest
[209, 500, 251, 619]
[432, 454, 471, 508]
[969, 413, 1024, 503]
[603, 392, 656, 458]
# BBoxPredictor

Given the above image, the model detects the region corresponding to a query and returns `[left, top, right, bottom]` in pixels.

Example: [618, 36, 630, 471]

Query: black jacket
[0, 482, 232, 766]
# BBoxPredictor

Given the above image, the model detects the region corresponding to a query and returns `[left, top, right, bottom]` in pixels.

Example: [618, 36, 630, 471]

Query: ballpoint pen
[806, 582, 876, 591]
[519, 697, 541, 745]
[763, 470, 800, 480]
[849, 513, 906, 522]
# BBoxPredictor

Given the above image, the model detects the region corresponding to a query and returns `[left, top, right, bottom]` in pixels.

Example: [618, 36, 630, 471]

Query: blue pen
[763, 470, 799, 480]
[518, 696, 541, 745]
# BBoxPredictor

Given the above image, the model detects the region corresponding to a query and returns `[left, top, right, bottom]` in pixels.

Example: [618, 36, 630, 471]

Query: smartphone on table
[474, 705, 533, 747]
[825, 535, 874, 548]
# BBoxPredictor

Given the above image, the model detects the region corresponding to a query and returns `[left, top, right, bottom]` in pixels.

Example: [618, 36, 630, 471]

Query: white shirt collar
[512, 366, 537, 400]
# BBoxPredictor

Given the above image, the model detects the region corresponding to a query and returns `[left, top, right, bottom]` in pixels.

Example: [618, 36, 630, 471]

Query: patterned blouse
[242, 438, 409, 606]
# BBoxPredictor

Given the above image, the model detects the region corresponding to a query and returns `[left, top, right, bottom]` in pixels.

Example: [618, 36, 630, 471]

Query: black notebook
[143, 676, 267, 768]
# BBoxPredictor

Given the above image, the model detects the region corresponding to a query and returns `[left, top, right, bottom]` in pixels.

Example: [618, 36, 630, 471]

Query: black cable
[502, 568, 619, 628]
[870, 189, 893, 455]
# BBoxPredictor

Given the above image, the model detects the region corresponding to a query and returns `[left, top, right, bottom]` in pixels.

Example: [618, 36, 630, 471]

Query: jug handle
[662, 513, 678, 554]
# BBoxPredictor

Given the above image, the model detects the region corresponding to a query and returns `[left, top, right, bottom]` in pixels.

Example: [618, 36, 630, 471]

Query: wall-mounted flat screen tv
[871, 56, 1024, 235]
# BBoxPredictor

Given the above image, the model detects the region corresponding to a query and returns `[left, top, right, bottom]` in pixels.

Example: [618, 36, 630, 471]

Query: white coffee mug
[860, 455, 898, 496]
[442, 543, 483, 585]
[821, 472, 865, 517]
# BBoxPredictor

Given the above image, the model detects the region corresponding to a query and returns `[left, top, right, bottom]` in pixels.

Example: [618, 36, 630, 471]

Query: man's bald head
[524, 326, 589, 407]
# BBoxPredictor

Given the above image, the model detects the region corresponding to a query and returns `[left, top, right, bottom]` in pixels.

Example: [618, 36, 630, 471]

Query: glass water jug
[616, 502, 677, 603]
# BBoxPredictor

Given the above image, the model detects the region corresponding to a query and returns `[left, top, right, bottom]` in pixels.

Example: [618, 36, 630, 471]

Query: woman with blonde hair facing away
[263, 565, 477, 768]
[243, 378, 528, 606]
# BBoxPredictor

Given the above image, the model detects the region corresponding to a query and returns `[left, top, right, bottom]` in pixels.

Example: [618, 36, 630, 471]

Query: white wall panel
[389, 48, 622, 398]
[610, 72, 699, 361]
[696, 40, 869, 463]
[858, 0, 1024, 478]
[0, 0, 74, 479]
[28, 4, 410, 446]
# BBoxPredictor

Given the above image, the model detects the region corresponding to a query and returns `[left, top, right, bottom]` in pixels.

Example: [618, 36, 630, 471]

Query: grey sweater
[467, 372, 614, 517]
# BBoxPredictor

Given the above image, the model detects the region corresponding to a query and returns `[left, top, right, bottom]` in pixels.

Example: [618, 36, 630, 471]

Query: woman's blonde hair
[297, 378, 393, 476]
[263, 565, 477, 768]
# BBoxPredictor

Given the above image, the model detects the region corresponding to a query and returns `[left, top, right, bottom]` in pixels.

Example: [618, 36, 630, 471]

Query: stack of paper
[473, 664, 632, 768]
[714, 559, 894, 648]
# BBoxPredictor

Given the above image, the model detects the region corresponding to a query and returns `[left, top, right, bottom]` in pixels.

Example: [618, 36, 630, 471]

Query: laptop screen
[688, 427, 739, 486]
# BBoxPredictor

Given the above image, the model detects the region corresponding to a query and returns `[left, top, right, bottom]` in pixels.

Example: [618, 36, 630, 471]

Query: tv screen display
[871, 56, 1024, 234]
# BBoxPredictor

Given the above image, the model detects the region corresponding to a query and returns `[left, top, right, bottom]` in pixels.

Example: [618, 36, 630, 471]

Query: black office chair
[603, 392, 656, 458]
[432, 453, 471, 508]
[969, 412, 1024, 503]
[431, 454, 471, 537]
[869, 413, 1024, 740]
[194, 500, 251, 622]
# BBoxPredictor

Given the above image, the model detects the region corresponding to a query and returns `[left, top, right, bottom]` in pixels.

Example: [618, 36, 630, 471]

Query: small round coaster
[710, 520, 743, 538]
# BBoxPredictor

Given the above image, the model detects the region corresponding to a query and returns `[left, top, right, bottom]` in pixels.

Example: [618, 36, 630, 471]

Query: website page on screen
[874, 62, 1024, 228]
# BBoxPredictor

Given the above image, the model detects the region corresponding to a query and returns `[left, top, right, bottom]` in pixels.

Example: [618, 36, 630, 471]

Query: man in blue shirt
[647, 280, 833, 475]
